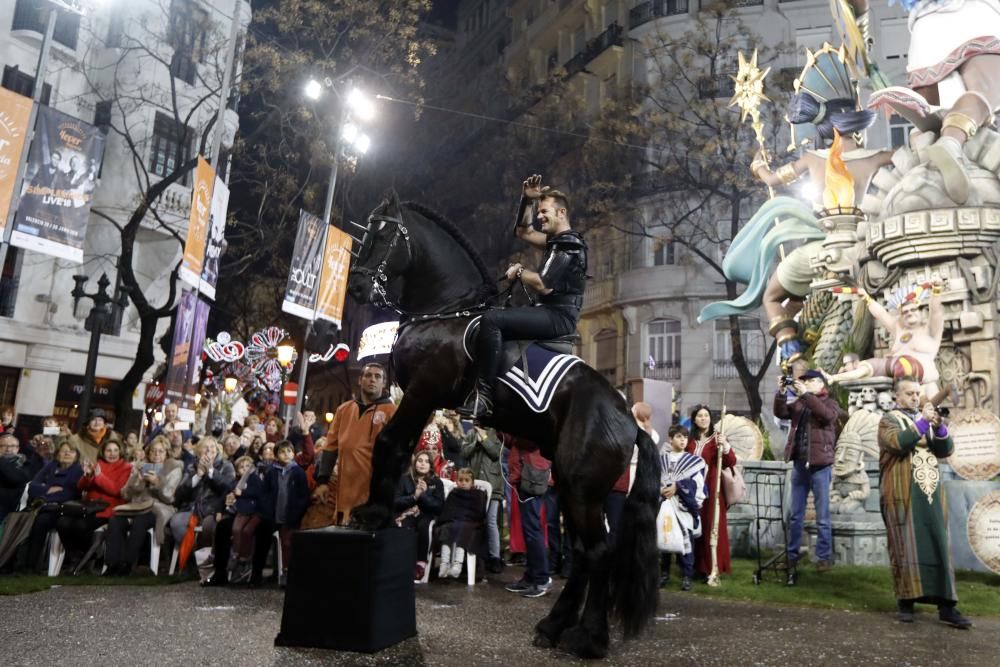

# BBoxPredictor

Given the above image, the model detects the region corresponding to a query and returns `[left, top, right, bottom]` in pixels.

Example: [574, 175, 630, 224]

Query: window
[697, 73, 736, 99]
[605, 1, 620, 28]
[2, 65, 51, 105]
[645, 319, 681, 380]
[652, 237, 675, 266]
[889, 113, 912, 149]
[594, 328, 618, 385]
[94, 100, 112, 130]
[106, 13, 124, 47]
[713, 317, 765, 378]
[12, 0, 80, 50]
[149, 112, 191, 181]
[0, 247, 23, 318]
[168, 0, 208, 85]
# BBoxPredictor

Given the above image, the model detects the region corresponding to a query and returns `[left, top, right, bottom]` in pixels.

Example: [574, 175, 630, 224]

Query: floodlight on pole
[304, 79, 323, 100]
[347, 88, 376, 121]
[354, 133, 371, 155]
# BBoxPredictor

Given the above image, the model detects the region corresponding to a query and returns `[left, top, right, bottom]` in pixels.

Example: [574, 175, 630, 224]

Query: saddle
[463, 316, 579, 373]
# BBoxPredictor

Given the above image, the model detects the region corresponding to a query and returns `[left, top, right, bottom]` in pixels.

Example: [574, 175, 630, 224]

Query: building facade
[0, 0, 248, 430]
[460, 0, 911, 415]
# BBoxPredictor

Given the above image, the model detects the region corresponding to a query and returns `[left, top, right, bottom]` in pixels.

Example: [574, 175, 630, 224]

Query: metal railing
[564, 22, 624, 76]
[629, 0, 689, 29]
[713, 359, 764, 379]
[643, 362, 681, 381]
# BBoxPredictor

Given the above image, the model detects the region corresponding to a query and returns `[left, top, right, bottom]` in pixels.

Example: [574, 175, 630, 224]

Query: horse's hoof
[533, 616, 563, 648]
[532, 632, 555, 649]
[558, 625, 609, 660]
[349, 503, 391, 530]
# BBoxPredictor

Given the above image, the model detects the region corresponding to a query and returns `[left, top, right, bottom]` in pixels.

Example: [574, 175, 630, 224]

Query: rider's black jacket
[538, 230, 587, 310]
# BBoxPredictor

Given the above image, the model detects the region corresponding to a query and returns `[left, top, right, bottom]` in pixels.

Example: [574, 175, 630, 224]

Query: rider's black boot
[458, 379, 494, 420]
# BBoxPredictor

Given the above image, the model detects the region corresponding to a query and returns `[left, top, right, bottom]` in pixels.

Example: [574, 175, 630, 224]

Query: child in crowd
[659, 425, 707, 591]
[434, 468, 486, 579]
[226, 455, 263, 583]
[264, 441, 308, 587]
[394, 450, 445, 582]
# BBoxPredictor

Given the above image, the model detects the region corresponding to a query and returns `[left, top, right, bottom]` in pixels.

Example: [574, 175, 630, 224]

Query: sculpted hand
[313, 484, 329, 504]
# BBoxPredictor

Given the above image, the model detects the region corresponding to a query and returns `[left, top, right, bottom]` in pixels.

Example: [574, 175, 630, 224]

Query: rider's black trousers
[476, 305, 578, 389]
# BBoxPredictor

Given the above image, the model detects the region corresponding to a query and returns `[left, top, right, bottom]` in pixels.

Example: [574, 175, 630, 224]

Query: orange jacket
[321, 397, 396, 519]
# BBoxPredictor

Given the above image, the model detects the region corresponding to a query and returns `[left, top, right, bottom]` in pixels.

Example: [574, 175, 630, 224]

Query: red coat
[686, 435, 736, 576]
[77, 458, 131, 518]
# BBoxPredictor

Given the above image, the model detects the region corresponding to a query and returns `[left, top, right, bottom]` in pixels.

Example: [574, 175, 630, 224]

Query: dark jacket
[0, 453, 33, 516]
[461, 428, 503, 501]
[393, 473, 445, 518]
[175, 456, 236, 519]
[773, 390, 842, 468]
[28, 460, 84, 504]
[233, 472, 264, 516]
[258, 462, 309, 527]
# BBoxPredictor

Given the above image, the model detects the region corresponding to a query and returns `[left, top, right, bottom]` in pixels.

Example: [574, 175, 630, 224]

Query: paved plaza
[0, 572, 995, 666]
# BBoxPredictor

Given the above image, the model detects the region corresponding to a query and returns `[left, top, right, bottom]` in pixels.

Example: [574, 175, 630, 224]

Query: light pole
[71, 272, 126, 431]
[294, 81, 375, 415]
[276, 343, 296, 425]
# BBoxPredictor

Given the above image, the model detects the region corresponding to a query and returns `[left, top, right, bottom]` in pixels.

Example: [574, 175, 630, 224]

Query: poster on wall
[9, 105, 106, 262]
[314, 225, 353, 327]
[0, 87, 33, 231]
[179, 157, 214, 289]
[281, 209, 328, 319]
[199, 174, 228, 300]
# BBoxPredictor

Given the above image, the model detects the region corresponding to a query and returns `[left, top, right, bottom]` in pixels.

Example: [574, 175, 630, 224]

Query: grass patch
[0, 575, 180, 596]
[690, 557, 1000, 617]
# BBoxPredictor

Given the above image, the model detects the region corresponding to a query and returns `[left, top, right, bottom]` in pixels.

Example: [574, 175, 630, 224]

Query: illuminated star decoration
[729, 49, 771, 123]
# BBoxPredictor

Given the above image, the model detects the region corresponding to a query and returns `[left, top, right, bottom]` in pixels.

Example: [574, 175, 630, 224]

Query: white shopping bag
[656, 500, 685, 553]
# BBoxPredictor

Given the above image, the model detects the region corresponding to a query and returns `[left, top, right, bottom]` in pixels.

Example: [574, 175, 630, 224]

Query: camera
[936, 406, 951, 419]
[780, 375, 796, 388]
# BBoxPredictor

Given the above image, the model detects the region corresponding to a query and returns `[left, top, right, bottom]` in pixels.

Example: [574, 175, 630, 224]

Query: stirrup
[458, 386, 493, 420]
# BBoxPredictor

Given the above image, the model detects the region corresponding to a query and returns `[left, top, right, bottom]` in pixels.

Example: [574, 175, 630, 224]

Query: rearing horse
[346, 194, 660, 659]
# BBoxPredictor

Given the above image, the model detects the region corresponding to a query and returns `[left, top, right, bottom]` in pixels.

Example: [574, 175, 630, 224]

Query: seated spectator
[0, 404, 15, 436]
[417, 425, 451, 478]
[434, 468, 486, 579]
[246, 435, 265, 462]
[104, 436, 182, 575]
[259, 441, 309, 587]
[394, 450, 444, 582]
[166, 430, 185, 462]
[66, 409, 124, 464]
[23, 432, 56, 477]
[123, 430, 142, 462]
[1, 433, 32, 523]
[435, 410, 467, 469]
[221, 433, 244, 461]
[11, 442, 83, 572]
[288, 410, 323, 455]
[202, 455, 262, 587]
[146, 403, 192, 444]
[259, 442, 275, 465]
[56, 439, 130, 570]
[168, 437, 235, 564]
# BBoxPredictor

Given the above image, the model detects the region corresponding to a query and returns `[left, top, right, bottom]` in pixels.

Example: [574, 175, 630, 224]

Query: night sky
[427, 0, 460, 29]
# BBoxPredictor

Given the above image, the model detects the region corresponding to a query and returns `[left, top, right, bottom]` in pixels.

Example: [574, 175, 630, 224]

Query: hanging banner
[164, 289, 199, 420]
[315, 225, 353, 327]
[9, 105, 106, 262]
[199, 174, 228, 300]
[0, 88, 33, 232]
[179, 156, 214, 289]
[281, 209, 328, 320]
[357, 321, 399, 359]
[186, 296, 211, 404]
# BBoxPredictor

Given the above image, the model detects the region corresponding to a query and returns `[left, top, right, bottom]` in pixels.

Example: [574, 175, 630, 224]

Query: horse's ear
[386, 189, 402, 215]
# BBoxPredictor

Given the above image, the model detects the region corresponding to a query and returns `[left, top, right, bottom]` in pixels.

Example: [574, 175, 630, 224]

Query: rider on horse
[458, 175, 588, 420]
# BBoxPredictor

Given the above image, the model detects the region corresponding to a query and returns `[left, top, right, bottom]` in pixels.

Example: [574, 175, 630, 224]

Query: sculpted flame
[823, 128, 854, 211]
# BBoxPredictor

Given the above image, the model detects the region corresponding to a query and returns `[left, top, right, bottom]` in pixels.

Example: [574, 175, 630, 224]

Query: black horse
[346, 194, 660, 659]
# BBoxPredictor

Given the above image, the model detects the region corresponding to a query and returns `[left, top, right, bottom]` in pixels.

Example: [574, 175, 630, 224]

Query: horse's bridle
[352, 211, 413, 314]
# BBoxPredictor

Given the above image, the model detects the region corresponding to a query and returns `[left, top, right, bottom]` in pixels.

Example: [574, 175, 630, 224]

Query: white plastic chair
[463, 480, 492, 586]
[147, 528, 160, 575]
[47, 530, 65, 576]
[168, 525, 202, 575]
[418, 479, 454, 584]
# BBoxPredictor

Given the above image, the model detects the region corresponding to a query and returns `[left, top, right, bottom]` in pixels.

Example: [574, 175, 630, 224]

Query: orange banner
[179, 156, 214, 288]
[315, 225, 353, 327]
[0, 88, 33, 232]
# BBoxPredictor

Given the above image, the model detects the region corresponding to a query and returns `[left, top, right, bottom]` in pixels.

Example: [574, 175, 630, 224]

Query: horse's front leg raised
[352, 396, 434, 529]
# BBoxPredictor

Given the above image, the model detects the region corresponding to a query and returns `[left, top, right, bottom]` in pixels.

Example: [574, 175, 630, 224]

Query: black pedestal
[274, 526, 417, 653]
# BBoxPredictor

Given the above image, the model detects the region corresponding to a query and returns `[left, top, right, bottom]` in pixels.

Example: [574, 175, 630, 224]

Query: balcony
[583, 277, 615, 313]
[564, 22, 624, 77]
[643, 361, 681, 381]
[12, 0, 80, 50]
[629, 0, 689, 30]
[713, 359, 764, 379]
[700, 0, 763, 7]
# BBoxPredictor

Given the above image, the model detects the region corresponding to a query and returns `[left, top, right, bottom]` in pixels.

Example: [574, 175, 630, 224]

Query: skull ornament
[877, 391, 895, 413]
[860, 387, 878, 412]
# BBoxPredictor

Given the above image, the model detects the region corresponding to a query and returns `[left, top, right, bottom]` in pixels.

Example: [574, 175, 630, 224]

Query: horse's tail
[609, 426, 660, 639]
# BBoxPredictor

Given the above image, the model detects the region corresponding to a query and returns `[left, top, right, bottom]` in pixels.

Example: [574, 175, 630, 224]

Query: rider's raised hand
[522, 174, 548, 199]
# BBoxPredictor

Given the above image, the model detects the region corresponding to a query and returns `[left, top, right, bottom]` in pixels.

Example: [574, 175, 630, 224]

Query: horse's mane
[401, 200, 498, 299]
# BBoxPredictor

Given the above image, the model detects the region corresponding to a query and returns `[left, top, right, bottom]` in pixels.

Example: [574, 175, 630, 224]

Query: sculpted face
[899, 304, 924, 330]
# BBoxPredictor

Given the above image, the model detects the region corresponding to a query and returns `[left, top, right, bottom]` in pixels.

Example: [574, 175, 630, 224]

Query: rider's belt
[538, 294, 584, 308]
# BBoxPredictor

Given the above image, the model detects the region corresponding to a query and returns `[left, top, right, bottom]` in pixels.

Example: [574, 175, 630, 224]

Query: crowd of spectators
[0, 387, 742, 602]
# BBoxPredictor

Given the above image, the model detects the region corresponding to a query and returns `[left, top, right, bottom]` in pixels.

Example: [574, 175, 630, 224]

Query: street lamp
[224, 376, 238, 393]
[293, 80, 377, 416]
[276, 343, 296, 421]
[71, 272, 127, 431]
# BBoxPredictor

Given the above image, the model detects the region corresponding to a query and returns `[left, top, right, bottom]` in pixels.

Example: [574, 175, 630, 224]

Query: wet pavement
[0, 571, 995, 666]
